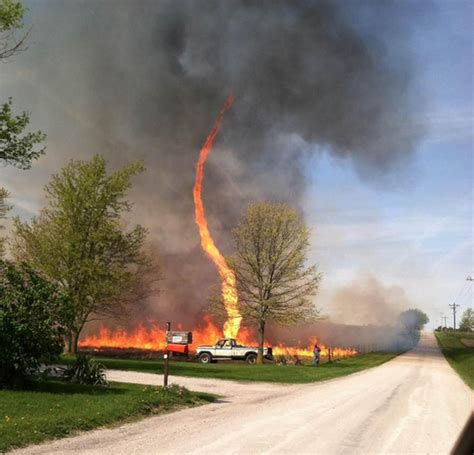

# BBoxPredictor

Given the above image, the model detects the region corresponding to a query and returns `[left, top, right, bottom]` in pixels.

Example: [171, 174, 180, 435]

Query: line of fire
[78, 97, 358, 364]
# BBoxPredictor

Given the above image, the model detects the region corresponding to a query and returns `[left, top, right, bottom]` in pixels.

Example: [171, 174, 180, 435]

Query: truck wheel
[246, 353, 257, 365]
[199, 353, 212, 364]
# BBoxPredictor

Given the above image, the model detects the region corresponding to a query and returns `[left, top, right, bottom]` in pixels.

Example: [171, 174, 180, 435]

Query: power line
[453, 276, 473, 305]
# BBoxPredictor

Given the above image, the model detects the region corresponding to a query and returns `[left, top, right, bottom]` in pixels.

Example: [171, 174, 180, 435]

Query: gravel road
[15, 332, 473, 454]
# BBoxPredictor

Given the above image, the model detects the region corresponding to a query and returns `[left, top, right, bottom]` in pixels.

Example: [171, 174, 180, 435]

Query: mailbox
[166, 331, 193, 345]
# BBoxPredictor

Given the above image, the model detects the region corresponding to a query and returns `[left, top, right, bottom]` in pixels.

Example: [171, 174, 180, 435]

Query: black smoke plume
[21, 1, 423, 331]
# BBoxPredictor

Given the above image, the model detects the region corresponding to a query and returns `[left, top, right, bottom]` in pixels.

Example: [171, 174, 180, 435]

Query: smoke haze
[6, 1, 425, 332]
[330, 273, 411, 326]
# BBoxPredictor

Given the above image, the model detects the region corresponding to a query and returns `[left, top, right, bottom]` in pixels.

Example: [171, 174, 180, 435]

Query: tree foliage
[0, 99, 46, 169]
[12, 155, 155, 352]
[0, 0, 27, 59]
[1, 1, 45, 169]
[0, 259, 69, 385]
[224, 202, 321, 363]
[459, 308, 473, 332]
[398, 308, 429, 331]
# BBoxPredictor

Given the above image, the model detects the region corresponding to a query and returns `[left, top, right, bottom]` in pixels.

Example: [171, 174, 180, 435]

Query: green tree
[12, 155, 152, 353]
[0, 1, 45, 257]
[399, 308, 429, 331]
[0, 259, 69, 385]
[459, 308, 473, 332]
[225, 202, 321, 364]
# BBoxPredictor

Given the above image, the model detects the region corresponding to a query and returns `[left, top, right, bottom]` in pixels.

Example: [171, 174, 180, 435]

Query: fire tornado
[193, 96, 242, 338]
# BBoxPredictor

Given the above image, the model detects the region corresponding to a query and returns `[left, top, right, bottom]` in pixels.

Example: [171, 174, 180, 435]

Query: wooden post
[164, 322, 170, 387]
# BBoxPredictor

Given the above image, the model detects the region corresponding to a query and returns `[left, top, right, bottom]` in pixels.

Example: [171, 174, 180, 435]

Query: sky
[303, 0, 473, 328]
[0, 0, 472, 331]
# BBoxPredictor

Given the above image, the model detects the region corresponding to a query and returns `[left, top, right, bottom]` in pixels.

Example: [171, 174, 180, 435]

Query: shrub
[0, 260, 69, 386]
[66, 354, 108, 386]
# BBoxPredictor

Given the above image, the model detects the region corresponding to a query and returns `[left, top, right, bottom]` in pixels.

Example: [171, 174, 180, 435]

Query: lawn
[61, 352, 400, 384]
[435, 330, 474, 389]
[0, 380, 215, 452]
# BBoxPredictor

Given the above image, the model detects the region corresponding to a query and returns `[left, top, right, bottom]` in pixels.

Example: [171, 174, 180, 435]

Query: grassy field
[435, 331, 474, 389]
[0, 380, 214, 452]
[61, 352, 400, 384]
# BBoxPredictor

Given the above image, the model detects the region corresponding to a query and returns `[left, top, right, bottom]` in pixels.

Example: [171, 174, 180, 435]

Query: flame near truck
[164, 326, 273, 365]
[196, 338, 273, 365]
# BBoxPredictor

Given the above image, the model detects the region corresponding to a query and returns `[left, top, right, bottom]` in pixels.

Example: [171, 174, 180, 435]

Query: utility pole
[449, 303, 460, 330]
[440, 313, 448, 328]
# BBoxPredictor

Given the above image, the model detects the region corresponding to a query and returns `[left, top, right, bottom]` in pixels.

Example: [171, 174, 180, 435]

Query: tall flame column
[193, 96, 242, 339]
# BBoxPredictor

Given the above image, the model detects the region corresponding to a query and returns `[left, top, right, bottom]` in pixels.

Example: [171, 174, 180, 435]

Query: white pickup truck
[196, 338, 273, 365]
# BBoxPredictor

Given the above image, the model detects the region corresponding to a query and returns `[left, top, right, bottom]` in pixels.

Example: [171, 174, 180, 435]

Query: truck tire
[246, 353, 257, 365]
[199, 352, 212, 364]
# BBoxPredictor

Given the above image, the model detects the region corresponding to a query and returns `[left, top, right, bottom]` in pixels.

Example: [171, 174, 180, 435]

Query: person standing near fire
[313, 343, 321, 365]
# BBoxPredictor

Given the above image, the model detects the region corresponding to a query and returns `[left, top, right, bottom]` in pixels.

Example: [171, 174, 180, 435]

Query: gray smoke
[19, 0, 423, 328]
[329, 273, 411, 326]
[261, 273, 413, 351]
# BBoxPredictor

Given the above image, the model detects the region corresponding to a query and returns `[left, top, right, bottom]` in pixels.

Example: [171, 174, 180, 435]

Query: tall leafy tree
[0, 1, 45, 257]
[225, 202, 321, 363]
[12, 155, 152, 353]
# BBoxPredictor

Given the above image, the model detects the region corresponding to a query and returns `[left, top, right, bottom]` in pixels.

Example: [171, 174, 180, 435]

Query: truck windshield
[217, 339, 234, 348]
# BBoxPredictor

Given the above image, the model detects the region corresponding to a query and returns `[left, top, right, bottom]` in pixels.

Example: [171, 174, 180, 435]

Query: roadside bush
[157, 384, 193, 404]
[0, 260, 69, 386]
[66, 354, 108, 386]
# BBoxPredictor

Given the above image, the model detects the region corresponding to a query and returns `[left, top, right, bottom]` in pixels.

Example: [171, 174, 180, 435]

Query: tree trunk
[64, 328, 80, 354]
[64, 332, 74, 354]
[73, 330, 80, 354]
[257, 319, 265, 364]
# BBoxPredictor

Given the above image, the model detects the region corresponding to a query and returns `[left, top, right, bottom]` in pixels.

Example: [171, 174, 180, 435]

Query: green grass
[435, 331, 474, 389]
[0, 380, 215, 452]
[61, 352, 399, 384]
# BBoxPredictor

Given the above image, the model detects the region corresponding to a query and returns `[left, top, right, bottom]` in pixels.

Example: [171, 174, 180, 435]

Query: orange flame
[79, 317, 250, 352]
[271, 337, 357, 358]
[192, 96, 242, 338]
[78, 320, 357, 359]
